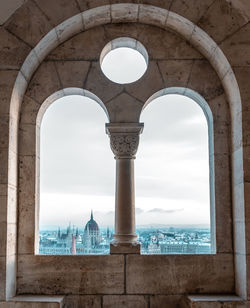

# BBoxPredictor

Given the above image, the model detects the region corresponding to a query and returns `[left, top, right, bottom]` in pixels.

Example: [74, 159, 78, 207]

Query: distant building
[83, 211, 101, 251]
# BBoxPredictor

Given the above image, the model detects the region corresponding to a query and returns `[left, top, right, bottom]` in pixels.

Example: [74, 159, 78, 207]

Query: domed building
[83, 211, 101, 250]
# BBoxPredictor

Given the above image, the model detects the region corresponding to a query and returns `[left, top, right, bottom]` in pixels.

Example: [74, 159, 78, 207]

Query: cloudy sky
[39, 48, 210, 230]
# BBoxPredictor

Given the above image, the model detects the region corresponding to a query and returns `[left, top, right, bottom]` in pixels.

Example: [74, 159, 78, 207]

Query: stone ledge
[0, 295, 64, 308]
[110, 242, 141, 254]
[186, 295, 245, 307]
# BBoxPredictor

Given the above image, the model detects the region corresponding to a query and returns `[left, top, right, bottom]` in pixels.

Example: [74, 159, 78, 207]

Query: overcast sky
[39, 48, 210, 230]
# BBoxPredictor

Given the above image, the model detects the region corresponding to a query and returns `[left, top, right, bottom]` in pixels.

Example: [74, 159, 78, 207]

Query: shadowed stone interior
[0, 1, 250, 307]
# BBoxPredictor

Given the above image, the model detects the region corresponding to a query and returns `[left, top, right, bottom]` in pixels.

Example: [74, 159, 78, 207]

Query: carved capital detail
[106, 123, 144, 159]
[110, 134, 139, 158]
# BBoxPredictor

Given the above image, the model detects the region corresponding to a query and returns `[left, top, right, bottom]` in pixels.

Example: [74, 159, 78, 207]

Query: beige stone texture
[170, 0, 215, 24]
[17, 255, 124, 294]
[110, 242, 140, 254]
[25, 62, 61, 105]
[20, 96, 41, 125]
[18, 155, 36, 255]
[48, 26, 106, 61]
[105, 93, 142, 123]
[0, 295, 64, 308]
[0, 148, 9, 185]
[220, 23, 250, 67]
[138, 5, 167, 28]
[187, 295, 245, 308]
[34, 0, 80, 27]
[0, 256, 6, 300]
[157, 60, 193, 89]
[186, 60, 224, 101]
[103, 295, 148, 308]
[63, 295, 101, 308]
[126, 254, 234, 294]
[54, 61, 90, 89]
[137, 26, 202, 60]
[82, 5, 111, 30]
[111, 3, 139, 23]
[150, 295, 183, 308]
[76, 0, 109, 12]
[0, 0, 27, 26]
[85, 61, 123, 103]
[125, 61, 164, 103]
[0, 28, 30, 70]
[0, 70, 19, 114]
[5, 1, 53, 47]
[19, 123, 36, 156]
[0, 0, 250, 306]
[197, 0, 248, 43]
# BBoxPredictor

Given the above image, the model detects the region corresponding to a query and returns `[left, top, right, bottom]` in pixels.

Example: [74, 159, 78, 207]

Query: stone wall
[1, 1, 250, 307]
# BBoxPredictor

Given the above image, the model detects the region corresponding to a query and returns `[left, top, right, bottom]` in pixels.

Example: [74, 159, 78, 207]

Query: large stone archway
[1, 2, 248, 306]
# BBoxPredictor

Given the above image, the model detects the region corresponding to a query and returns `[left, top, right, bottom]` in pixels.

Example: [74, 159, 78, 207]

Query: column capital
[106, 123, 144, 159]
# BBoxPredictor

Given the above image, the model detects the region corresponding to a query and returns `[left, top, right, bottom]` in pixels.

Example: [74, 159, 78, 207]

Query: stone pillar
[106, 123, 143, 254]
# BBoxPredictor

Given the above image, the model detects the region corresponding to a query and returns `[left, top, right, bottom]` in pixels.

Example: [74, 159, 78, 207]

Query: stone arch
[36, 87, 109, 125]
[7, 3, 245, 299]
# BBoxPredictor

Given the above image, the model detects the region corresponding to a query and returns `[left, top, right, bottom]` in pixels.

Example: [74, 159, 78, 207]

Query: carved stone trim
[106, 123, 144, 159]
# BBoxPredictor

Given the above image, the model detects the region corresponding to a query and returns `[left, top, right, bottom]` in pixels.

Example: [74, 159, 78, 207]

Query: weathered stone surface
[18, 155, 36, 255]
[198, 0, 248, 43]
[54, 61, 90, 89]
[126, 254, 234, 294]
[137, 26, 202, 60]
[64, 295, 101, 308]
[0, 27, 30, 70]
[17, 255, 124, 294]
[207, 94, 230, 123]
[0, 0, 27, 26]
[110, 242, 140, 254]
[34, 0, 80, 26]
[5, 1, 52, 47]
[25, 62, 61, 104]
[106, 92, 143, 123]
[103, 295, 148, 308]
[187, 295, 246, 308]
[125, 61, 164, 103]
[48, 27, 106, 61]
[111, 3, 139, 23]
[0, 148, 9, 185]
[220, 23, 250, 67]
[150, 295, 183, 308]
[186, 60, 224, 101]
[20, 95, 41, 125]
[82, 5, 111, 30]
[0, 256, 6, 300]
[85, 62, 123, 103]
[19, 123, 36, 156]
[171, 0, 215, 24]
[0, 295, 64, 308]
[157, 59, 193, 89]
[0, 70, 19, 114]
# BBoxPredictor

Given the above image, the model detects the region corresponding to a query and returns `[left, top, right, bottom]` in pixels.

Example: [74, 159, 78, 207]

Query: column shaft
[114, 158, 136, 243]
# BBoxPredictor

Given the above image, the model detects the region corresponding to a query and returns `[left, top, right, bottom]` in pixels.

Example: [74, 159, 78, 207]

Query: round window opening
[100, 37, 148, 84]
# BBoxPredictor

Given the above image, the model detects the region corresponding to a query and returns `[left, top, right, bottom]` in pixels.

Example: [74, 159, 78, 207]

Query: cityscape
[39, 211, 211, 255]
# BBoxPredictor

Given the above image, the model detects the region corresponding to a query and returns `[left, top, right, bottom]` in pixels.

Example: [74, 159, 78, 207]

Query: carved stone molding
[106, 123, 144, 159]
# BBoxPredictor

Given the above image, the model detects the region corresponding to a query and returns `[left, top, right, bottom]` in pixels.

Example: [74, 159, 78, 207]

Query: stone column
[106, 123, 143, 254]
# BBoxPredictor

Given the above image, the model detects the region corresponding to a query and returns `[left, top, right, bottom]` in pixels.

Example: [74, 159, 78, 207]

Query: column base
[110, 241, 141, 254]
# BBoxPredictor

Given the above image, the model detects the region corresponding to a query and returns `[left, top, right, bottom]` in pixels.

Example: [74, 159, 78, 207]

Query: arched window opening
[38, 95, 115, 255]
[100, 37, 148, 84]
[136, 93, 214, 255]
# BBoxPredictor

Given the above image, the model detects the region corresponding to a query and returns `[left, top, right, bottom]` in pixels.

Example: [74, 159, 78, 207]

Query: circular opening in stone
[100, 37, 148, 84]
